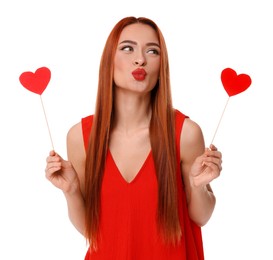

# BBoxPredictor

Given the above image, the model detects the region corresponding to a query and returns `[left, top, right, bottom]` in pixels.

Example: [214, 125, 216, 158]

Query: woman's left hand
[189, 144, 222, 188]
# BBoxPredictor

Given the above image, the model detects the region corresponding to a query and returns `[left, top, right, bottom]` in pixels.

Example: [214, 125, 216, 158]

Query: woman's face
[113, 23, 161, 94]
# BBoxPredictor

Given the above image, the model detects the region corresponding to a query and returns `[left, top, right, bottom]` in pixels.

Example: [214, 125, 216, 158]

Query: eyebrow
[119, 40, 160, 48]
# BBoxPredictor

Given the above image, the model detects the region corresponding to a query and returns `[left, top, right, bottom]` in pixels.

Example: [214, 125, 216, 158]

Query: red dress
[82, 110, 204, 260]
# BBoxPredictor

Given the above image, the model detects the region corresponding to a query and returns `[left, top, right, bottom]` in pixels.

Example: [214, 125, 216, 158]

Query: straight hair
[85, 17, 181, 250]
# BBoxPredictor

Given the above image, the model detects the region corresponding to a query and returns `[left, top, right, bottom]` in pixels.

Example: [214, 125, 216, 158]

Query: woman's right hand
[45, 150, 80, 194]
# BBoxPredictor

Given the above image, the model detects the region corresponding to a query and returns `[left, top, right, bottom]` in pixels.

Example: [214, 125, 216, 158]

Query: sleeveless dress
[82, 109, 204, 260]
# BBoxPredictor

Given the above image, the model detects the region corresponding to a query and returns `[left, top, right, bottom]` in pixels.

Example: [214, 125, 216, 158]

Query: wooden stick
[40, 95, 54, 150]
[210, 97, 230, 145]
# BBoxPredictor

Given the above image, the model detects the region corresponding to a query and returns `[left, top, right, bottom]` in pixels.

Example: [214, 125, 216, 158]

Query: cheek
[113, 57, 121, 81]
[114, 55, 126, 75]
[114, 53, 133, 79]
[114, 53, 128, 71]
[113, 59, 128, 85]
[148, 63, 160, 87]
[150, 62, 160, 79]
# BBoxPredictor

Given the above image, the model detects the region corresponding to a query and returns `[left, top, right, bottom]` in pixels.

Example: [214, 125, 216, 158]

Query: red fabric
[82, 110, 204, 260]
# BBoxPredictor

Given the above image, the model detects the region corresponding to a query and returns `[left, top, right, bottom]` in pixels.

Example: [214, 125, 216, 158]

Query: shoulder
[180, 117, 205, 162]
[66, 115, 94, 152]
[67, 121, 86, 166]
[174, 109, 203, 156]
[67, 121, 84, 149]
[182, 118, 203, 143]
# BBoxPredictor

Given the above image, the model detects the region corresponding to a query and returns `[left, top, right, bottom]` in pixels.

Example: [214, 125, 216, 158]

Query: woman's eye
[147, 49, 160, 55]
[121, 46, 133, 52]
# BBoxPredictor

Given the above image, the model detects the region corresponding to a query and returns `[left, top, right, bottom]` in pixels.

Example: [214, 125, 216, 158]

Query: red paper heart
[19, 67, 51, 95]
[221, 68, 251, 97]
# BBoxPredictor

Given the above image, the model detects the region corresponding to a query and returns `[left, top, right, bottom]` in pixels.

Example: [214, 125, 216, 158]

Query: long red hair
[85, 17, 181, 250]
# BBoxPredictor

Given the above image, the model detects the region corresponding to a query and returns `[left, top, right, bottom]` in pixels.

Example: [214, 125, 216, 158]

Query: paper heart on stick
[221, 68, 251, 97]
[210, 67, 252, 144]
[19, 66, 54, 149]
[19, 67, 51, 95]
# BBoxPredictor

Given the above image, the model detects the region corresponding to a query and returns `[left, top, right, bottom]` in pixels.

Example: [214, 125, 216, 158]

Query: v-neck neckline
[108, 149, 152, 185]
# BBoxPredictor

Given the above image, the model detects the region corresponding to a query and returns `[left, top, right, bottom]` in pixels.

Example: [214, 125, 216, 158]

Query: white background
[1, 0, 272, 259]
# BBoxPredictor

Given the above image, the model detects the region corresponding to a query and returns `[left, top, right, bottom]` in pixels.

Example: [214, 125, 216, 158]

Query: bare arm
[45, 122, 86, 236]
[180, 118, 222, 226]
[65, 122, 86, 235]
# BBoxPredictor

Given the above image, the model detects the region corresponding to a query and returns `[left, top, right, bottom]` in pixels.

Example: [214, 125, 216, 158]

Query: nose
[134, 59, 146, 66]
[133, 52, 146, 66]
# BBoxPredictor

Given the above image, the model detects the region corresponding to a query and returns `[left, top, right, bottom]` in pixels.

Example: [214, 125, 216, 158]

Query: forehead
[118, 23, 159, 43]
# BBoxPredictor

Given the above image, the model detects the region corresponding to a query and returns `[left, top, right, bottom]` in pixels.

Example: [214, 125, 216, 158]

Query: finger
[203, 156, 219, 163]
[49, 150, 56, 156]
[46, 156, 58, 163]
[202, 161, 222, 177]
[192, 163, 221, 186]
[205, 149, 222, 159]
[46, 153, 63, 163]
[209, 144, 218, 151]
[45, 163, 62, 178]
[45, 161, 62, 172]
[203, 157, 222, 172]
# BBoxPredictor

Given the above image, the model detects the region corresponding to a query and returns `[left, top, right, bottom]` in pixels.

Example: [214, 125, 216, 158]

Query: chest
[101, 148, 158, 215]
[109, 128, 151, 183]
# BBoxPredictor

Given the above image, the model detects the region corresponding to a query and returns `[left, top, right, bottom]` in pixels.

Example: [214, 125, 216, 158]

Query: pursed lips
[132, 68, 147, 81]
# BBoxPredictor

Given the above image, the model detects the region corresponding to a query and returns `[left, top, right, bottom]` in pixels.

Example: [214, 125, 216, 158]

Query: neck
[112, 89, 152, 134]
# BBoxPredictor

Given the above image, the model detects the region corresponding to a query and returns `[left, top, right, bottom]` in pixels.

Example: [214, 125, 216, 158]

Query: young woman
[45, 17, 222, 260]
